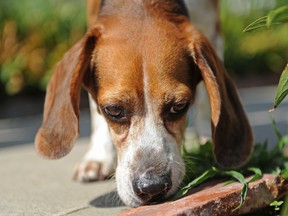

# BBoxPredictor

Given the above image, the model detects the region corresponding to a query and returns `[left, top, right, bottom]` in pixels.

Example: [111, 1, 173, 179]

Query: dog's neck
[99, 0, 189, 19]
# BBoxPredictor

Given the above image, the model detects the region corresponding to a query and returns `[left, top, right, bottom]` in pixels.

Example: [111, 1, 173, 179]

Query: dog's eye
[169, 102, 189, 114]
[163, 101, 189, 122]
[102, 106, 127, 122]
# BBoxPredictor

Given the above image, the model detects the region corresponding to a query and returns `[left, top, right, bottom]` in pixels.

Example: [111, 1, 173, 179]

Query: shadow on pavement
[90, 191, 125, 208]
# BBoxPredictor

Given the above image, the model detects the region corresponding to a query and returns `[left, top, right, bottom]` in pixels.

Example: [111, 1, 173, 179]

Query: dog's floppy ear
[183, 23, 253, 168]
[35, 28, 100, 159]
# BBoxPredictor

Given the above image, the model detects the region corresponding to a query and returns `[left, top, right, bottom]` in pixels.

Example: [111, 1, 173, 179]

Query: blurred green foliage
[221, 0, 288, 76]
[0, 0, 287, 98]
[0, 0, 86, 97]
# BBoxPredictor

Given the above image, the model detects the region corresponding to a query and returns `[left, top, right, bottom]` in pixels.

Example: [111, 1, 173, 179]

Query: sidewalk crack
[56, 205, 90, 216]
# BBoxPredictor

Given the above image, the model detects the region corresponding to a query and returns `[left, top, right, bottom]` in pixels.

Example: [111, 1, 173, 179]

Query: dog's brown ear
[183, 23, 253, 168]
[35, 29, 100, 159]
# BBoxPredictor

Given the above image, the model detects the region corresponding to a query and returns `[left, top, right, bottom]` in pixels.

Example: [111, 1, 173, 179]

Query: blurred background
[0, 0, 287, 147]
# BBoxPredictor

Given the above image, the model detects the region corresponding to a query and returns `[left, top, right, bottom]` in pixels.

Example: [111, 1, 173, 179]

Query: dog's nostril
[132, 173, 172, 202]
[138, 178, 171, 195]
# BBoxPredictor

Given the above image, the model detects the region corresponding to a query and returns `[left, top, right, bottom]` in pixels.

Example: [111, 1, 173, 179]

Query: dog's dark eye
[164, 101, 189, 122]
[102, 105, 127, 122]
[169, 102, 189, 114]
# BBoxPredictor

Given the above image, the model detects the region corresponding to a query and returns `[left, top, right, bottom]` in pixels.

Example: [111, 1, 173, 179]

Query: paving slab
[0, 138, 129, 216]
[120, 174, 288, 216]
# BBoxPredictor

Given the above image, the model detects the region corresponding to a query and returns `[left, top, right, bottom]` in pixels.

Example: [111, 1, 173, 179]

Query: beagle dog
[35, 0, 253, 207]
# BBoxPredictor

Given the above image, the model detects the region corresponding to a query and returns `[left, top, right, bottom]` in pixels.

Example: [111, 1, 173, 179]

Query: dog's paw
[73, 160, 115, 182]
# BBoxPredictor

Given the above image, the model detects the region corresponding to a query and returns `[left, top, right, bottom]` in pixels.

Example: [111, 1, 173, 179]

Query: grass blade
[176, 168, 218, 198]
[267, 5, 288, 28]
[274, 64, 288, 109]
[223, 179, 236, 186]
[244, 5, 288, 32]
[271, 117, 283, 142]
[247, 167, 262, 183]
[243, 16, 267, 32]
[223, 170, 246, 184]
[222, 170, 248, 209]
[238, 183, 248, 210]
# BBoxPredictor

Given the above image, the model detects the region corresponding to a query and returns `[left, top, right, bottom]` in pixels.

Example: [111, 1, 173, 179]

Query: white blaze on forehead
[143, 60, 150, 113]
[141, 62, 164, 149]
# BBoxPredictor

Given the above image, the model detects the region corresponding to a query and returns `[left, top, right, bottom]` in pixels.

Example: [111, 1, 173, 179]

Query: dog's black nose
[132, 172, 172, 203]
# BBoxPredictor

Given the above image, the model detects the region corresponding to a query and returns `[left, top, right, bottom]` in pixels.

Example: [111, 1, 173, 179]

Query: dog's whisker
[108, 172, 116, 180]
[173, 161, 186, 177]
[183, 155, 202, 160]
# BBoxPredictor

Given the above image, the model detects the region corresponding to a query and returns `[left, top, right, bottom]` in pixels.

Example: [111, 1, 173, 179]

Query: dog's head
[35, 2, 253, 207]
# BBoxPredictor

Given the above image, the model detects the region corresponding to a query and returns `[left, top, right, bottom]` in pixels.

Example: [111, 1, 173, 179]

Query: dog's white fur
[115, 67, 185, 206]
[116, 110, 184, 206]
[74, 95, 116, 181]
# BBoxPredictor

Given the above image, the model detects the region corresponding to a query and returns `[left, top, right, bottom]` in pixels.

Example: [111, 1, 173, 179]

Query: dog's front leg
[74, 95, 116, 182]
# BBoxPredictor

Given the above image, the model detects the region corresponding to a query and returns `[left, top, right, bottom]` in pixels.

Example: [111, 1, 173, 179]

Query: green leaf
[267, 5, 288, 28]
[176, 168, 218, 198]
[270, 200, 284, 211]
[278, 135, 288, 150]
[247, 167, 262, 183]
[238, 183, 248, 210]
[244, 5, 288, 32]
[223, 179, 236, 186]
[281, 169, 288, 179]
[281, 163, 288, 180]
[243, 16, 267, 32]
[222, 170, 248, 209]
[222, 170, 246, 184]
[272, 167, 282, 175]
[274, 64, 288, 109]
[271, 117, 283, 143]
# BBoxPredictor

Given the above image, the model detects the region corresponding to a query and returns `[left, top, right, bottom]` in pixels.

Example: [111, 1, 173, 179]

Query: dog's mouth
[137, 190, 170, 205]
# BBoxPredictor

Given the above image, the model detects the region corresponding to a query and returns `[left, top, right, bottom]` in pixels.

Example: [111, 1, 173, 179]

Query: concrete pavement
[0, 139, 128, 216]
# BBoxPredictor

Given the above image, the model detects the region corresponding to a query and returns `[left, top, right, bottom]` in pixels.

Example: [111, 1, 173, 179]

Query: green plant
[273, 64, 288, 109]
[177, 119, 288, 211]
[243, 5, 288, 32]
[0, 0, 86, 96]
[270, 200, 284, 211]
[220, 1, 288, 77]
[244, 4, 288, 109]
